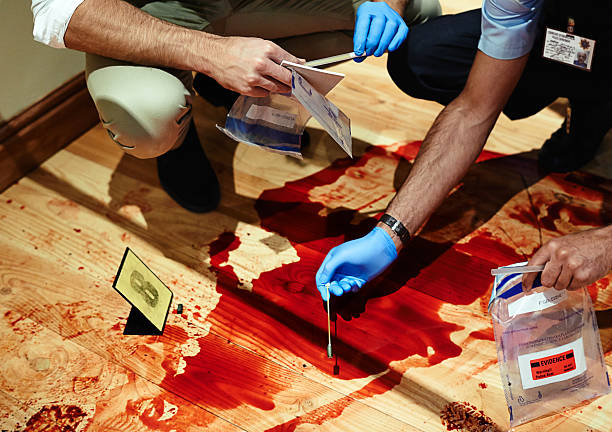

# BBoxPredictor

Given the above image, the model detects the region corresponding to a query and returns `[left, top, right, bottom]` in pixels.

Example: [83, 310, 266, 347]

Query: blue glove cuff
[372, 227, 398, 261]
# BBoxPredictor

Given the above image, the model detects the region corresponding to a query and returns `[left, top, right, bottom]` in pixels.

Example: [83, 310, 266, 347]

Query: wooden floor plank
[0, 305, 241, 431]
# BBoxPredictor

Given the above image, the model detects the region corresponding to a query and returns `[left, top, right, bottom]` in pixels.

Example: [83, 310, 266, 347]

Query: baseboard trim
[0, 72, 99, 192]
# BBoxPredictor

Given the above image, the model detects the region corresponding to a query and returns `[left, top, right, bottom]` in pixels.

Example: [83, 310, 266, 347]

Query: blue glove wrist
[371, 227, 398, 261]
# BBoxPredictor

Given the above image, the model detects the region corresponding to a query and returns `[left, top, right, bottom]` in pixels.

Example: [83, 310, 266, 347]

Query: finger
[522, 248, 552, 291]
[259, 59, 293, 86]
[242, 87, 270, 98]
[315, 249, 338, 287]
[266, 43, 302, 65]
[540, 260, 562, 288]
[342, 276, 363, 285]
[330, 281, 344, 297]
[353, 12, 373, 56]
[373, 21, 398, 57]
[339, 281, 352, 293]
[568, 276, 584, 291]
[257, 76, 291, 94]
[555, 263, 573, 290]
[317, 282, 329, 301]
[341, 277, 364, 293]
[388, 24, 409, 51]
[564, 256, 586, 290]
[365, 16, 386, 56]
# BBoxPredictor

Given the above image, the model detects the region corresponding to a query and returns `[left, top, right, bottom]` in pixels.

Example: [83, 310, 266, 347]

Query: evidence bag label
[246, 105, 297, 129]
[508, 288, 567, 318]
[530, 349, 576, 380]
[518, 337, 586, 389]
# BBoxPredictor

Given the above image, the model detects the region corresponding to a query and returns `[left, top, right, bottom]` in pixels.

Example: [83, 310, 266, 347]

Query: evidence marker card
[113, 248, 173, 333]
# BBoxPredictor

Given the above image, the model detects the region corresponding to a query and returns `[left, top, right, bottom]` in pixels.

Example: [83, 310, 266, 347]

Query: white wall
[0, 0, 84, 122]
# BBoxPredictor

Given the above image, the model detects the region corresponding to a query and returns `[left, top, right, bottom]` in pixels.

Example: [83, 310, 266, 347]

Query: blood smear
[159, 143, 611, 425]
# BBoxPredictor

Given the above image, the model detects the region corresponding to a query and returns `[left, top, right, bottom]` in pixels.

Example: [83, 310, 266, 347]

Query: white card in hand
[289, 69, 352, 158]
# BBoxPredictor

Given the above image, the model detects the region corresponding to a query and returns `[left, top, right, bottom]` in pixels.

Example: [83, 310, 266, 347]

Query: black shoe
[539, 100, 612, 173]
[193, 73, 239, 110]
[157, 122, 220, 213]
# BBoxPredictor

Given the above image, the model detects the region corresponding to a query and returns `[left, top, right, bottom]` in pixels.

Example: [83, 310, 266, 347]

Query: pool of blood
[161, 143, 610, 416]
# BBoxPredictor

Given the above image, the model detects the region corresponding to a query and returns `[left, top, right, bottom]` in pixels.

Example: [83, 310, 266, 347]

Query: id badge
[542, 28, 596, 71]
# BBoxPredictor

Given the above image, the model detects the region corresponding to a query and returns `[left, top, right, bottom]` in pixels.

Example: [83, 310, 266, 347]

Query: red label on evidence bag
[530, 349, 576, 380]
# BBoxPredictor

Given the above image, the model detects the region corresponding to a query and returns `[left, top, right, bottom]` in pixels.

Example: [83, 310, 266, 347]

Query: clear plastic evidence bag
[488, 262, 610, 428]
[217, 61, 352, 159]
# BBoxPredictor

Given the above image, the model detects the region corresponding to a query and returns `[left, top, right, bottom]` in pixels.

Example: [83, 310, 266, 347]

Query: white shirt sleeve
[478, 0, 544, 60]
[31, 0, 86, 48]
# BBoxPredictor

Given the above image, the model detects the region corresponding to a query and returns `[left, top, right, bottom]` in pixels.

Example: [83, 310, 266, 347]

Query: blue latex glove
[315, 227, 398, 300]
[353, 1, 409, 62]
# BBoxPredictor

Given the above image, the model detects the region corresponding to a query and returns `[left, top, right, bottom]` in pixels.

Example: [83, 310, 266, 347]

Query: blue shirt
[479, 0, 545, 60]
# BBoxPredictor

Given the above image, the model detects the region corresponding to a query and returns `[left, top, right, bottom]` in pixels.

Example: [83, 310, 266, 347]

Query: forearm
[378, 51, 527, 251]
[378, 97, 495, 249]
[64, 0, 218, 74]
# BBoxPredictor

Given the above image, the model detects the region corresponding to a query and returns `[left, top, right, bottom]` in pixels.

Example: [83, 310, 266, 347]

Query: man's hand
[522, 226, 612, 291]
[353, 1, 409, 61]
[208, 37, 303, 97]
[315, 227, 398, 300]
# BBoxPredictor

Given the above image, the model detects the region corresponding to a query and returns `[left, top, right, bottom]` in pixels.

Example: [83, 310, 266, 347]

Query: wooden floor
[2, 2, 612, 430]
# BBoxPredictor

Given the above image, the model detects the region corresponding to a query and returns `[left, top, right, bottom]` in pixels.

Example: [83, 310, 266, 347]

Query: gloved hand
[353, 1, 409, 62]
[316, 227, 398, 300]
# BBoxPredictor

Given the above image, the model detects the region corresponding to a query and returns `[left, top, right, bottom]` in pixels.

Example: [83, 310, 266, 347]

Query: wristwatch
[379, 214, 411, 245]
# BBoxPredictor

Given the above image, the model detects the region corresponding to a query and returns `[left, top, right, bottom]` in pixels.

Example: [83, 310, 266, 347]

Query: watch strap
[379, 214, 411, 245]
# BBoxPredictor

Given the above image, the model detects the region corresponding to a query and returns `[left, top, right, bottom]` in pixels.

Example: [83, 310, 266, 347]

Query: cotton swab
[490, 265, 545, 276]
[326, 283, 332, 358]
[305, 52, 366, 68]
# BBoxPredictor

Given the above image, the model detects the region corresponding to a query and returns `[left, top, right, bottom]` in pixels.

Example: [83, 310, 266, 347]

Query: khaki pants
[86, 0, 441, 159]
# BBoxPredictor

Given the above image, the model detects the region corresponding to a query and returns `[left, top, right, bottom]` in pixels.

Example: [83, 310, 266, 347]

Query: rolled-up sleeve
[32, 0, 86, 48]
[478, 0, 544, 60]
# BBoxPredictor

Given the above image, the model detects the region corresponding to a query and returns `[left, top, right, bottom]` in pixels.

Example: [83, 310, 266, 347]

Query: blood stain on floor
[25, 405, 86, 432]
[159, 233, 290, 412]
[165, 144, 521, 419]
[469, 329, 495, 342]
[156, 143, 611, 426]
[47, 198, 80, 219]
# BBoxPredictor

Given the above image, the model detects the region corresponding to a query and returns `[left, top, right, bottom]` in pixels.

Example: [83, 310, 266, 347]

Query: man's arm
[316, 51, 528, 299]
[379, 50, 528, 249]
[63, 0, 301, 96]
